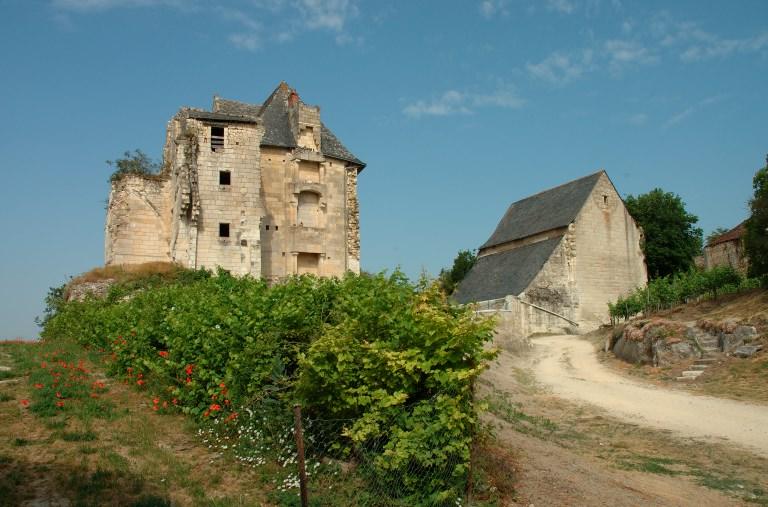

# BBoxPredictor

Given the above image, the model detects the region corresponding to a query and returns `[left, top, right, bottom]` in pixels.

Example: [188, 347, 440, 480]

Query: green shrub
[42, 269, 496, 505]
[609, 266, 758, 321]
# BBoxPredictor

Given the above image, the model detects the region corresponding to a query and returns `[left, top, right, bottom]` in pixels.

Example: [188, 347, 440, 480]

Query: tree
[744, 155, 768, 277]
[625, 189, 703, 279]
[438, 249, 477, 295]
[705, 227, 729, 246]
[107, 149, 161, 183]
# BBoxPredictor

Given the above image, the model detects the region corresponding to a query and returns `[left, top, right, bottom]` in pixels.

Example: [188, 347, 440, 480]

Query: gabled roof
[209, 82, 365, 168]
[453, 237, 562, 304]
[708, 221, 746, 247]
[481, 171, 603, 250]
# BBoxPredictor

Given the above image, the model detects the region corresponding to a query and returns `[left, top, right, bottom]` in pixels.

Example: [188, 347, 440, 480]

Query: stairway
[676, 327, 720, 381]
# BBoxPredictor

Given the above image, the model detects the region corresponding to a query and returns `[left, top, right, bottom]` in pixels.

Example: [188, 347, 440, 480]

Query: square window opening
[219, 171, 231, 185]
[211, 126, 225, 151]
[219, 223, 230, 238]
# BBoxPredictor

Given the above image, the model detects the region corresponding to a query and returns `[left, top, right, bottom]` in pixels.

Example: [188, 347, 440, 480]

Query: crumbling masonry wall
[105, 175, 171, 265]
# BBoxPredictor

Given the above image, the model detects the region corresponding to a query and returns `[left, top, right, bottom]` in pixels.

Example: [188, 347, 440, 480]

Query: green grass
[0, 393, 14, 402]
[484, 389, 580, 441]
[61, 430, 97, 442]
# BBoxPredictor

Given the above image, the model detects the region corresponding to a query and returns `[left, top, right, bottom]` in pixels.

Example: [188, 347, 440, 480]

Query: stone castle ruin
[105, 82, 365, 280]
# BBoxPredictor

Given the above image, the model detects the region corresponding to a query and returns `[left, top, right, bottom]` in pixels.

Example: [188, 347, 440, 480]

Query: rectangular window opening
[265, 225, 270, 230]
[275, 225, 278, 231]
[219, 171, 231, 185]
[219, 223, 230, 238]
[211, 126, 225, 152]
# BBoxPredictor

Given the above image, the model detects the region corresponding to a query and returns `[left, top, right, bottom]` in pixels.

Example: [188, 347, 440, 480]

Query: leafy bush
[42, 270, 496, 505]
[609, 266, 759, 322]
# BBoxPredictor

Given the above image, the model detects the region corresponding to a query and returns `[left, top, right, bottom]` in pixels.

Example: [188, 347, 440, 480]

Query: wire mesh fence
[198, 395, 474, 506]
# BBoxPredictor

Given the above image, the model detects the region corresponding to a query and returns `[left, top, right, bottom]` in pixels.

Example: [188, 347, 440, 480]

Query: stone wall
[105, 175, 171, 265]
[571, 173, 647, 328]
[345, 167, 361, 274]
[704, 240, 748, 274]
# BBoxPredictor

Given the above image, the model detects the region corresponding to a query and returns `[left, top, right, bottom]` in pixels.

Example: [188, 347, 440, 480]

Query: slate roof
[208, 83, 364, 168]
[480, 171, 603, 250]
[453, 237, 562, 304]
[708, 221, 746, 247]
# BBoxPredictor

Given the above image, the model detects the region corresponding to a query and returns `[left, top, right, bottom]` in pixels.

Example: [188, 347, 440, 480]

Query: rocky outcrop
[611, 319, 700, 366]
[65, 279, 115, 302]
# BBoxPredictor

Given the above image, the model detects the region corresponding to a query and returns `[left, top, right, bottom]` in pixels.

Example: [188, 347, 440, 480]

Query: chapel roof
[207, 82, 365, 168]
[453, 237, 562, 304]
[480, 171, 604, 250]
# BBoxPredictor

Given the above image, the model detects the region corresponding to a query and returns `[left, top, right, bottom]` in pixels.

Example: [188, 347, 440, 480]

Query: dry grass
[479, 367, 768, 505]
[69, 262, 183, 285]
[0, 340, 266, 506]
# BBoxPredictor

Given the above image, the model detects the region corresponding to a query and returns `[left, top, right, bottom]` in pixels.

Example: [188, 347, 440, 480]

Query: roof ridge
[479, 170, 604, 250]
[509, 170, 604, 207]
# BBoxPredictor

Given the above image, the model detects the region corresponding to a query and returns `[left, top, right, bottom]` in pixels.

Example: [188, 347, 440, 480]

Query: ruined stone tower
[104, 82, 365, 280]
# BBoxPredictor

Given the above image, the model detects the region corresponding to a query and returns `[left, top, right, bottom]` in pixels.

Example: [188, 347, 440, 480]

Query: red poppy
[55, 392, 62, 399]
[56, 401, 64, 408]
[209, 403, 221, 411]
[34, 383, 44, 389]
[137, 379, 145, 386]
[158, 351, 169, 358]
[20, 399, 29, 407]
[153, 398, 159, 405]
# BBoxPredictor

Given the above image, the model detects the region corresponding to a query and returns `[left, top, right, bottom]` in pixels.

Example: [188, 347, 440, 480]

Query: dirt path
[531, 335, 768, 457]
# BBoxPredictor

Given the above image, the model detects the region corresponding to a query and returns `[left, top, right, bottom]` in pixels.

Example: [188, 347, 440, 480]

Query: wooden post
[293, 404, 309, 507]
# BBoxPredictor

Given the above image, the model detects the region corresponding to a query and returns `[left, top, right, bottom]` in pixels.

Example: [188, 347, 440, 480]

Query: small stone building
[455, 171, 647, 334]
[104, 82, 365, 280]
[703, 222, 748, 274]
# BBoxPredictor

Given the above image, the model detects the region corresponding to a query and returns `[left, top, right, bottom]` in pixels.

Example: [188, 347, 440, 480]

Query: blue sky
[1, 0, 767, 339]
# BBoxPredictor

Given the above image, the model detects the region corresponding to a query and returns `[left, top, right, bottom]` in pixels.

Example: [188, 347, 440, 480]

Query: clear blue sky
[1, 0, 767, 339]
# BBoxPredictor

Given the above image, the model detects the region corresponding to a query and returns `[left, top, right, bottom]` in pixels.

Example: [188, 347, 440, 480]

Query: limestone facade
[105, 83, 365, 279]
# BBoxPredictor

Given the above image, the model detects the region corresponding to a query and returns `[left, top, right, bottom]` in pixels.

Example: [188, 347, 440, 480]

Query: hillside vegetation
[29, 265, 500, 506]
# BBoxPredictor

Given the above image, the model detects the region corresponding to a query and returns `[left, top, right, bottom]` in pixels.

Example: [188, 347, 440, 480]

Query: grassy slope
[0, 338, 265, 506]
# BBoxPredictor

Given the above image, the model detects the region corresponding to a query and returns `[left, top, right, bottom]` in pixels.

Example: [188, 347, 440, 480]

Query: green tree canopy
[744, 155, 768, 277]
[438, 249, 477, 295]
[625, 189, 703, 279]
[107, 149, 161, 183]
[705, 227, 730, 246]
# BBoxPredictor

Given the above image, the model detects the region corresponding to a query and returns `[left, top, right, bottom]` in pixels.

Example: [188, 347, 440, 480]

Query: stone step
[702, 347, 720, 353]
[681, 370, 704, 378]
[676, 376, 696, 381]
[690, 364, 708, 370]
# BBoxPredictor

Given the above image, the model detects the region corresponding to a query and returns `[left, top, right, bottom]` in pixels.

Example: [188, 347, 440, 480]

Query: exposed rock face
[66, 280, 116, 302]
[611, 319, 699, 365]
[720, 325, 758, 353]
[697, 318, 759, 354]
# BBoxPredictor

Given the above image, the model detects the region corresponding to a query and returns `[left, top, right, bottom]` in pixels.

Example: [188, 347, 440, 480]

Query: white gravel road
[531, 335, 768, 457]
